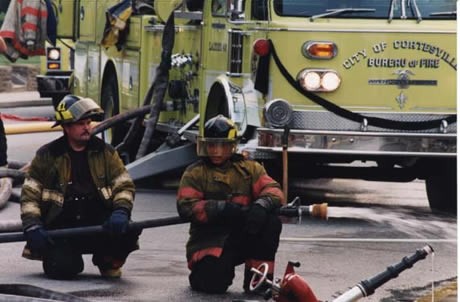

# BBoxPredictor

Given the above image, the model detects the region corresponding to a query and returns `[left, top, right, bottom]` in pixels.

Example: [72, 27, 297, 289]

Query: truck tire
[425, 159, 457, 214]
[101, 76, 122, 146]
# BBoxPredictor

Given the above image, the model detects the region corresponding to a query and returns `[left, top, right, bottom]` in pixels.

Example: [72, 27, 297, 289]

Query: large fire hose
[91, 105, 151, 136]
[135, 10, 176, 160]
[332, 245, 434, 302]
[0, 203, 328, 242]
[0, 284, 89, 302]
[0, 162, 29, 210]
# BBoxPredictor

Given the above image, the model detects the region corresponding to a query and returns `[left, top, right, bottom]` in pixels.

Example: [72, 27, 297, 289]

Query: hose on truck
[135, 9, 176, 160]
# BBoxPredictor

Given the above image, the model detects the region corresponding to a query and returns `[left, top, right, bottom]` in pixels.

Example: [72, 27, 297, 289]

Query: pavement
[0, 90, 457, 302]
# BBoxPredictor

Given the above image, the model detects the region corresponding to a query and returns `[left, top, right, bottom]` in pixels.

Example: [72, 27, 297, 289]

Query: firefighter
[177, 115, 285, 294]
[20, 95, 140, 280]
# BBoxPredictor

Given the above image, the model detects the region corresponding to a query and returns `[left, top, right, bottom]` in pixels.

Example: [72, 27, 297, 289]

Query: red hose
[0, 113, 51, 122]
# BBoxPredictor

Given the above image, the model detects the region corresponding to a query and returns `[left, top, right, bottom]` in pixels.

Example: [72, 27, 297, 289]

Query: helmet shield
[196, 137, 237, 157]
[53, 95, 104, 127]
[198, 115, 239, 158]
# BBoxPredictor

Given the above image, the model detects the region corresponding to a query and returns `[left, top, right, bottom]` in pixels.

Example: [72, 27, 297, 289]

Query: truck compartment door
[79, 0, 97, 42]
[52, 0, 79, 39]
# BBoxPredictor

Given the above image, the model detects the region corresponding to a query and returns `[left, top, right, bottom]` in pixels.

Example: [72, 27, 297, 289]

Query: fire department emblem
[395, 91, 408, 109]
[393, 69, 415, 89]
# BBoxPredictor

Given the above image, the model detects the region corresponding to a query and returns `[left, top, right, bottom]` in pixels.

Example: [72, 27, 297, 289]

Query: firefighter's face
[63, 118, 92, 149]
[206, 142, 233, 165]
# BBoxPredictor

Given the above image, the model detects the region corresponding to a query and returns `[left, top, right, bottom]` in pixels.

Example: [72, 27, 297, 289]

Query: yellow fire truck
[36, 39, 74, 108]
[45, 0, 456, 213]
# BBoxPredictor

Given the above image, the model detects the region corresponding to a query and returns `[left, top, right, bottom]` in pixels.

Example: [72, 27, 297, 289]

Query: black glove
[220, 202, 244, 223]
[104, 208, 130, 234]
[245, 204, 268, 235]
[25, 225, 52, 253]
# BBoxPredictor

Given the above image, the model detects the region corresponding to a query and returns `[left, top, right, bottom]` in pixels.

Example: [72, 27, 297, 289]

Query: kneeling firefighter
[20, 95, 141, 279]
[177, 115, 286, 294]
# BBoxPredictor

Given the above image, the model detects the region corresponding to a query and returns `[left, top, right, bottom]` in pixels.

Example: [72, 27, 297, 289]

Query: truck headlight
[48, 48, 61, 61]
[321, 71, 341, 91]
[301, 71, 321, 90]
[297, 69, 341, 92]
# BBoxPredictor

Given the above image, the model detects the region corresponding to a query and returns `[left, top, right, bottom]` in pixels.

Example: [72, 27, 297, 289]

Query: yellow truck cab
[50, 0, 456, 213]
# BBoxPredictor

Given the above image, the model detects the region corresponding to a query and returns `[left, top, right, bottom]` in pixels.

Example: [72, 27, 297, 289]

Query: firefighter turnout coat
[20, 135, 135, 233]
[176, 155, 285, 268]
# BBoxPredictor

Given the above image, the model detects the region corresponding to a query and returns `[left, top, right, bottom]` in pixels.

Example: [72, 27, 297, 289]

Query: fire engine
[43, 0, 457, 213]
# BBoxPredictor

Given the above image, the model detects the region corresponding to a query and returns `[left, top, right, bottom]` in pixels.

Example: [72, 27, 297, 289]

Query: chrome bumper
[256, 128, 456, 157]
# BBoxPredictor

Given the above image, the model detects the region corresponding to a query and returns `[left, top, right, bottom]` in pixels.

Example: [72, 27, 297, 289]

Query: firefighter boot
[94, 256, 125, 278]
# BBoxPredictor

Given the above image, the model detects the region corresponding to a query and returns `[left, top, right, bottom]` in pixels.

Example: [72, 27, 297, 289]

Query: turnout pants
[42, 229, 141, 279]
[189, 214, 282, 294]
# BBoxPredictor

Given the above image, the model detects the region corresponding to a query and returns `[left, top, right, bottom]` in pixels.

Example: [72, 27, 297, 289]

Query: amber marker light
[302, 41, 337, 59]
[253, 39, 271, 57]
[47, 63, 61, 70]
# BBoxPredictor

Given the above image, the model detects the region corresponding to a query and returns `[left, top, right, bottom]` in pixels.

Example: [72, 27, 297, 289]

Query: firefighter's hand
[245, 204, 268, 235]
[25, 225, 52, 253]
[220, 202, 244, 223]
[104, 208, 130, 234]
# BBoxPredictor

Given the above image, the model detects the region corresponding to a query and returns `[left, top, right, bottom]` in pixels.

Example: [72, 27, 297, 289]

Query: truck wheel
[101, 77, 122, 146]
[425, 159, 457, 215]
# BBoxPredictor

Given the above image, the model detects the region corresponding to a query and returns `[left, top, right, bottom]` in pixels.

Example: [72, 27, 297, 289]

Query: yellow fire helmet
[53, 95, 104, 128]
[196, 115, 239, 157]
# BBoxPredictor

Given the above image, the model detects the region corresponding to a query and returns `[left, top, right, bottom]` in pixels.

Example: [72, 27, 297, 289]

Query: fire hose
[0, 284, 89, 302]
[249, 244, 434, 302]
[0, 162, 29, 210]
[0, 203, 328, 243]
[332, 245, 434, 302]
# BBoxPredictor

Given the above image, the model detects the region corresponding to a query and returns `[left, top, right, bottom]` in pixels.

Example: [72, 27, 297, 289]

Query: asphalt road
[0, 101, 456, 302]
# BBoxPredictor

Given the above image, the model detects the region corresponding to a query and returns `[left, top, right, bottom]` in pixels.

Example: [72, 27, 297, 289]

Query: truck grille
[289, 111, 456, 133]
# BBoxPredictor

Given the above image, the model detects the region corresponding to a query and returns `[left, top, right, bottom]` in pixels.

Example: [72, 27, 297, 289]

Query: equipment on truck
[247, 245, 434, 302]
[45, 0, 456, 213]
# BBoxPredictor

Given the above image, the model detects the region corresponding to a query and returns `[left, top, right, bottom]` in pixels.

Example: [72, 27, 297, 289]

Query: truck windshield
[273, 0, 457, 20]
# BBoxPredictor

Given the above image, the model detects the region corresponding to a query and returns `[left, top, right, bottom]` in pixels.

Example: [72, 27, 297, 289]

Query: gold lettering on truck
[342, 41, 457, 71]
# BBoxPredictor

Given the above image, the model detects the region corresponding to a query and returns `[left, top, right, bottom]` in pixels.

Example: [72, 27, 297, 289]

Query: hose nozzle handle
[277, 202, 328, 220]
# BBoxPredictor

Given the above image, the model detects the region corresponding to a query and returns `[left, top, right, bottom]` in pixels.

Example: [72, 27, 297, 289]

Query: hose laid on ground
[0, 220, 22, 232]
[5, 122, 61, 135]
[0, 284, 89, 302]
[0, 113, 51, 122]
[0, 177, 12, 210]
[0, 162, 28, 210]
[0, 168, 25, 180]
[332, 245, 434, 302]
